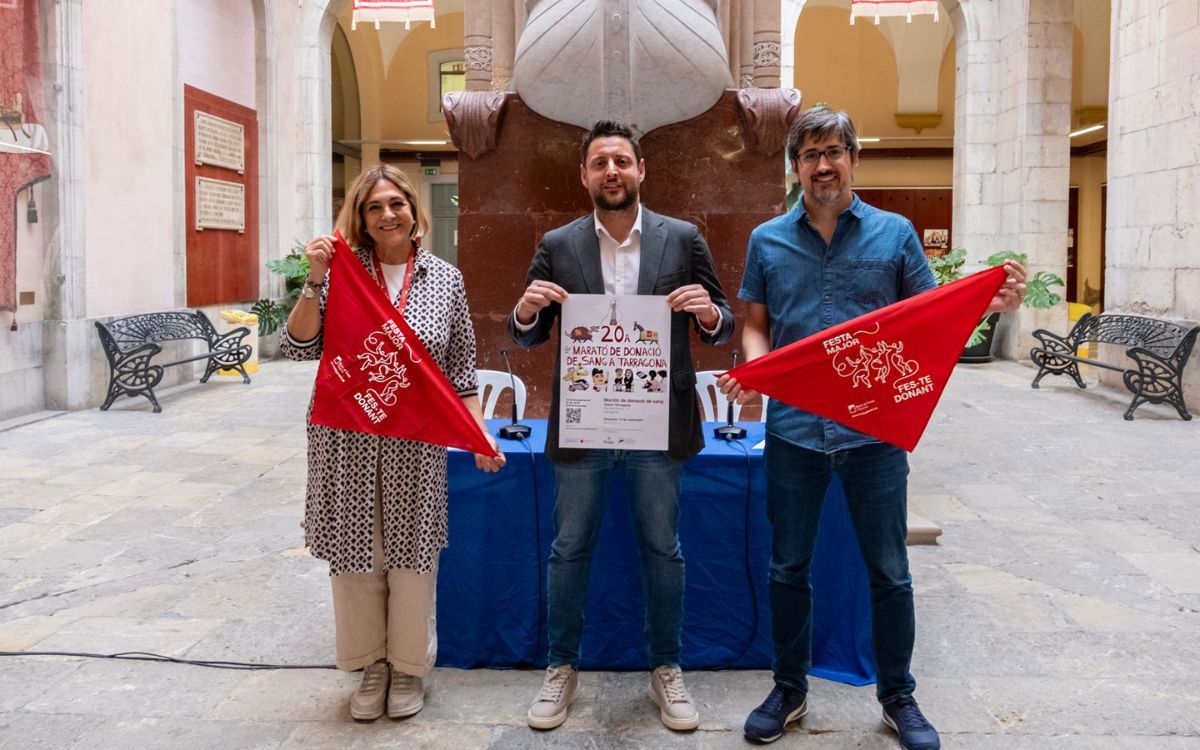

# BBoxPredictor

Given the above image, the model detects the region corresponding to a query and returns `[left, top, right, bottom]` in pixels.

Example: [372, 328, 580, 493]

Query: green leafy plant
[984, 251, 1065, 309]
[252, 244, 310, 336]
[927, 247, 966, 286]
[930, 248, 1066, 347]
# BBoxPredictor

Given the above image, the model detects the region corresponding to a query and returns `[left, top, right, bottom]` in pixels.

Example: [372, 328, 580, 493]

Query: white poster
[558, 294, 672, 451]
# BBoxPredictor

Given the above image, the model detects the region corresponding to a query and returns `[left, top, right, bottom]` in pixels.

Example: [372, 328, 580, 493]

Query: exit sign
[422, 167, 439, 176]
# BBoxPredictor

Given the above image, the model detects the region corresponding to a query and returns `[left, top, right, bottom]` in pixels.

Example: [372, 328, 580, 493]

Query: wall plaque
[195, 176, 245, 232]
[194, 110, 245, 173]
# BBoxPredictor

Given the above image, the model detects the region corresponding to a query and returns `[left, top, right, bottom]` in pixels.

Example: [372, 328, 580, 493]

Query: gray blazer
[507, 207, 734, 463]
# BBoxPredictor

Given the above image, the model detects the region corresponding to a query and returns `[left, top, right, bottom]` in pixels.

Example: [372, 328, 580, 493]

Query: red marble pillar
[456, 92, 788, 417]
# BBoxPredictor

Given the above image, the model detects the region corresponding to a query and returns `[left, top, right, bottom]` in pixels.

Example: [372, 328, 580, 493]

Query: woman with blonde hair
[283, 164, 504, 721]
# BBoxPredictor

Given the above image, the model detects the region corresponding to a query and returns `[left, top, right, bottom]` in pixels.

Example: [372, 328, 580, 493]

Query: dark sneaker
[743, 684, 807, 744]
[881, 696, 940, 750]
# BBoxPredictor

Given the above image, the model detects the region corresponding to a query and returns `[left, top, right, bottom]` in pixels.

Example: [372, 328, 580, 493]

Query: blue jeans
[547, 450, 685, 669]
[764, 435, 917, 703]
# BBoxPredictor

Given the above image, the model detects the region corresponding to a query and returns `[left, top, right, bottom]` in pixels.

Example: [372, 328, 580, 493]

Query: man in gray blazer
[508, 121, 733, 732]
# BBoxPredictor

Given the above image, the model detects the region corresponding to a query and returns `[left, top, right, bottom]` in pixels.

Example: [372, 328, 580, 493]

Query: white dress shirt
[596, 205, 643, 295]
[514, 204, 721, 333]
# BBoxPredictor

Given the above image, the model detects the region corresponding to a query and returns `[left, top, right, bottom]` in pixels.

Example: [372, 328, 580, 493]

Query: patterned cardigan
[282, 246, 479, 575]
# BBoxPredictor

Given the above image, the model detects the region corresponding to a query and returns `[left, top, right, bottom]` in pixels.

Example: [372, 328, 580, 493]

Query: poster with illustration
[558, 294, 671, 450]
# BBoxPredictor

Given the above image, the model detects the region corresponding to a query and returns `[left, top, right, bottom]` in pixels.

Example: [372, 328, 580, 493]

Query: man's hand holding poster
[559, 294, 672, 450]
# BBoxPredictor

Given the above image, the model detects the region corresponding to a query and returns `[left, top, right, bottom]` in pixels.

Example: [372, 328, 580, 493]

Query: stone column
[739, 0, 754, 88]
[491, 0, 515, 89]
[1107, 0, 1200, 401]
[41, 0, 95, 411]
[949, 0, 1072, 361]
[253, 0, 280, 303]
[752, 0, 780, 88]
[464, 0, 493, 91]
[296, 5, 337, 240]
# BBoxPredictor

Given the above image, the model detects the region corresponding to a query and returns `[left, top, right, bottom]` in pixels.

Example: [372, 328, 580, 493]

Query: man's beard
[808, 184, 844, 207]
[807, 169, 851, 207]
[593, 185, 638, 212]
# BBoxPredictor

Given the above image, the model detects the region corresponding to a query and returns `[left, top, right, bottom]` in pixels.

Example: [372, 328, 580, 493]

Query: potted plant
[251, 244, 310, 358]
[927, 248, 1065, 363]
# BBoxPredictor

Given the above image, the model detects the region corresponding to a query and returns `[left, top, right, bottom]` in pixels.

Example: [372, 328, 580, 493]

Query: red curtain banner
[726, 266, 1007, 452]
[310, 235, 497, 456]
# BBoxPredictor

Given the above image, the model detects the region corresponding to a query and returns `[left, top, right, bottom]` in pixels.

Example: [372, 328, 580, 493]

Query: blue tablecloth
[437, 419, 875, 685]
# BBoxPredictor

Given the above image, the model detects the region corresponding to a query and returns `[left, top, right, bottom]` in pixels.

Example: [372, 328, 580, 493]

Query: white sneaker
[388, 670, 424, 718]
[349, 662, 389, 721]
[527, 665, 578, 729]
[649, 665, 700, 731]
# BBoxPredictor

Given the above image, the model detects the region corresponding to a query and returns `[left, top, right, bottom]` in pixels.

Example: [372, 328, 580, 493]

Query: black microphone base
[714, 424, 747, 441]
[499, 423, 533, 440]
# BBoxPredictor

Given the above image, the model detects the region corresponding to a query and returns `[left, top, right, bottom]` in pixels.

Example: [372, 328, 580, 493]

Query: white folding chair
[696, 370, 769, 422]
[477, 369, 527, 420]
[695, 370, 742, 422]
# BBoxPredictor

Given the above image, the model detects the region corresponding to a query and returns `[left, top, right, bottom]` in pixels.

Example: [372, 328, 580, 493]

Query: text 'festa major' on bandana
[726, 266, 1008, 452]
[309, 234, 497, 456]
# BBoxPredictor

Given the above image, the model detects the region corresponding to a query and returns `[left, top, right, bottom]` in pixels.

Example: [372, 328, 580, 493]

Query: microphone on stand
[714, 348, 748, 441]
[498, 349, 532, 440]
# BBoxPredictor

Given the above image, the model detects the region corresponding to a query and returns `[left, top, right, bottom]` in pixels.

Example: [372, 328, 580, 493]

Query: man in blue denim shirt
[720, 107, 1026, 749]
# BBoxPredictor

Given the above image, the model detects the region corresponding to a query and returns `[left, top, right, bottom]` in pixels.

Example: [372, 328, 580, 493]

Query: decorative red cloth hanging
[310, 234, 497, 457]
[1, 0, 52, 313]
[850, 0, 940, 24]
[351, 0, 436, 30]
[725, 266, 1007, 452]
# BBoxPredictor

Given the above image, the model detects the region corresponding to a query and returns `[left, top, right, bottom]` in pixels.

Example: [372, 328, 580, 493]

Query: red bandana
[726, 266, 1007, 452]
[309, 234, 497, 456]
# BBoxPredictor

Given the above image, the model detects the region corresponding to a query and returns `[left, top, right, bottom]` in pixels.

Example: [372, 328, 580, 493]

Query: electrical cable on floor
[4, 436, 757, 673]
[0, 650, 335, 670]
[714, 435, 760, 669]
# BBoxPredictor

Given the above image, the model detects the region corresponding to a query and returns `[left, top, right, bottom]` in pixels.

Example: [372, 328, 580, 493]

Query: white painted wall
[13, 183, 46, 322]
[81, 1, 176, 319]
[179, 0, 258, 109]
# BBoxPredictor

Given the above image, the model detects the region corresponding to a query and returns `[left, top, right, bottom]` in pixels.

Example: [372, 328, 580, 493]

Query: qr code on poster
[566, 408, 582, 424]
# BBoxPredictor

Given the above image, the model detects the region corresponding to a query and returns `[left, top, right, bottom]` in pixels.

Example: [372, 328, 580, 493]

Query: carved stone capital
[894, 111, 942, 133]
[736, 87, 802, 156]
[752, 41, 780, 69]
[443, 91, 509, 160]
[739, 73, 754, 89]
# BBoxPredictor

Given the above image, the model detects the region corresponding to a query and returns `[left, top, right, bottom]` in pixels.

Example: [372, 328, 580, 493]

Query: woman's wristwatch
[301, 278, 325, 299]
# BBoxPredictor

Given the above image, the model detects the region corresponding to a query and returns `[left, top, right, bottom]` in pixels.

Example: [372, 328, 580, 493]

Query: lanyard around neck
[372, 248, 415, 315]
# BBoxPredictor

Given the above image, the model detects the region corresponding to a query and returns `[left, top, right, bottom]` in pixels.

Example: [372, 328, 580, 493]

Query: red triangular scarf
[309, 234, 497, 456]
[726, 266, 1007, 452]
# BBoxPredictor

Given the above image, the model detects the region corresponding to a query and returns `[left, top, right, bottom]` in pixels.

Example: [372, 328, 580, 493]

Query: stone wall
[1106, 0, 1200, 402]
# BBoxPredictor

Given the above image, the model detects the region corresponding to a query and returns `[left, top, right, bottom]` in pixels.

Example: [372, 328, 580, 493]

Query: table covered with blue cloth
[437, 419, 876, 686]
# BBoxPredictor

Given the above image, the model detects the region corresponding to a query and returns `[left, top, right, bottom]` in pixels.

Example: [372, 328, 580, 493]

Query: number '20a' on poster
[558, 294, 671, 450]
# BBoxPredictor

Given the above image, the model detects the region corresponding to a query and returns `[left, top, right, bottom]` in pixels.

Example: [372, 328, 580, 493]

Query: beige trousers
[329, 479, 438, 677]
